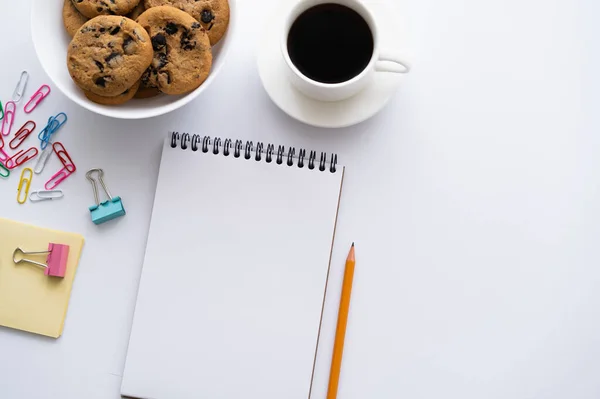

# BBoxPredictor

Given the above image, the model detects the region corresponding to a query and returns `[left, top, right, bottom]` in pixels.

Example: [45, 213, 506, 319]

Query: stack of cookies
[63, 0, 230, 105]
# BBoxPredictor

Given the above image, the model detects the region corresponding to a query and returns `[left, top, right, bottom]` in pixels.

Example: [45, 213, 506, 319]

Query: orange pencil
[327, 243, 356, 399]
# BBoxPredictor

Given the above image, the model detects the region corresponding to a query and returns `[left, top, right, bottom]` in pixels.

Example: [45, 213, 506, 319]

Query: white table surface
[1, 0, 599, 398]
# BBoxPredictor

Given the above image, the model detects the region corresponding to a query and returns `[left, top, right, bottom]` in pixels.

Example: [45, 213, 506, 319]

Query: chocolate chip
[110, 26, 120, 35]
[180, 30, 196, 51]
[94, 61, 104, 72]
[165, 22, 178, 35]
[100, 27, 106, 33]
[105, 52, 123, 67]
[158, 71, 171, 85]
[152, 34, 167, 51]
[152, 53, 168, 69]
[191, 22, 201, 29]
[123, 35, 137, 55]
[95, 77, 107, 87]
[105, 52, 119, 62]
[200, 10, 214, 24]
[97, 6, 103, 12]
[141, 69, 152, 86]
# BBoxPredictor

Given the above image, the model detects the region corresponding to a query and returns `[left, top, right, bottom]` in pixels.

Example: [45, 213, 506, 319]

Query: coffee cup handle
[376, 51, 411, 74]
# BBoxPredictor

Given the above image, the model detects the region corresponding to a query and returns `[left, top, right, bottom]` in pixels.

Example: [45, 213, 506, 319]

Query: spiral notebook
[121, 133, 345, 399]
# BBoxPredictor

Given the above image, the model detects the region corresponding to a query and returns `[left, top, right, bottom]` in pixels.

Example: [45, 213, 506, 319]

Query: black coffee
[287, 4, 374, 84]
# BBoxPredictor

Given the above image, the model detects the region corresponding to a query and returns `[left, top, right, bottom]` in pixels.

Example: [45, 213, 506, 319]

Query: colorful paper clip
[0, 100, 3, 121]
[12, 243, 70, 278]
[17, 168, 33, 204]
[34, 145, 53, 174]
[5, 147, 39, 170]
[54, 142, 75, 171]
[29, 189, 64, 202]
[44, 167, 73, 190]
[0, 135, 9, 163]
[87, 168, 126, 225]
[12, 71, 29, 103]
[38, 112, 67, 150]
[1, 101, 16, 137]
[10, 120, 36, 149]
[44, 142, 76, 190]
[0, 162, 9, 179]
[24, 85, 51, 114]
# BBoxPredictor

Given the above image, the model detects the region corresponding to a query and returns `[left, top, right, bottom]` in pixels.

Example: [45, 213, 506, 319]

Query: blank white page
[122, 137, 344, 399]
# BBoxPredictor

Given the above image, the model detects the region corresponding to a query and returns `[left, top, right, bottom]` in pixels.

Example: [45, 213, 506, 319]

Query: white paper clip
[34, 145, 53, 174]
[12, 71, 29, 103]
[29, 190, 64, 202]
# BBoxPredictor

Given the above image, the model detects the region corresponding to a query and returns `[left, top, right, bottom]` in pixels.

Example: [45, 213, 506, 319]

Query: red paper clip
[5, 147, 38, 170]
[9, 121, 36, 150]
[0, 101, 16, 137]
[53, 142, 76, 173]
[44, 142, 76, 190]
[24, 85, 51, 114]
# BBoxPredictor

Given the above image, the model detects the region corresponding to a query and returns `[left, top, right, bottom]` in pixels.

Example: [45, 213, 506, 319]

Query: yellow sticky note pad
[0, 218, 84, 338]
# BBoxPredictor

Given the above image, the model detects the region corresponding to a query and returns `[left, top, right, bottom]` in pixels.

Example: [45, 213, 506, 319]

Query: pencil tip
[352, 242, 354, 247]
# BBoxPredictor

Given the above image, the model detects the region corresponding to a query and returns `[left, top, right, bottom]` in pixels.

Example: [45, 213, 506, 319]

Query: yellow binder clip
[17, 168, 33, 204]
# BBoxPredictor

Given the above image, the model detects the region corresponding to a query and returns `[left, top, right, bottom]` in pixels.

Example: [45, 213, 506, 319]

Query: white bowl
[31, 0, 235, 119]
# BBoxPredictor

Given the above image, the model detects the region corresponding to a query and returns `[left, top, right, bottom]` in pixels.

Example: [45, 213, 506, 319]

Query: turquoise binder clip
[86, 168, 125, 225]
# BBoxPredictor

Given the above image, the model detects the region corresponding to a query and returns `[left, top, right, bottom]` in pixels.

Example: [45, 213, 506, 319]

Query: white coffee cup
[281, 0, 411, 102]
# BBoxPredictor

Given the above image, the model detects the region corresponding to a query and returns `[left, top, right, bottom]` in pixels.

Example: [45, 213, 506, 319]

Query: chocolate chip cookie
[134, 85, 161, 99]
[68, 16, 153, 97]
[127, 1, 146, 20]
[63, 0, 89, 37]
[134, 76, 161, 98]
[137, 6, 212, 95]
[72, 0, 141, 18]
[144, 0, 229, 45]
[84, 79, 141, 105]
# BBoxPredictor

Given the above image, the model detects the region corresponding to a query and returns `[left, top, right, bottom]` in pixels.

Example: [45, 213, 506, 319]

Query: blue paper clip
[38, 112, 67, 150]
[86, 168, 126, 225]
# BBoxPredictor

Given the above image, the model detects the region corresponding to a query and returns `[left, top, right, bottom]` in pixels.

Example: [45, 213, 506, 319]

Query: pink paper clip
[0, 101, 16, 137]
[45, 167, 74, 190]
[12, 243, 70, 278]
[0, 135, 8, 162]
[24, 85, 51, 114]
[44, 142, 76, 190]
[0, 148, 10, 163]
[5, 147, 39, 170]
[9, 120, 36, 149]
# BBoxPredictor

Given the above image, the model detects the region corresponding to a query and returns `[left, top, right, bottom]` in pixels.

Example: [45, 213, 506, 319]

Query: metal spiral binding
[170, 132, 338, 173]
[255, 142, 263, 161]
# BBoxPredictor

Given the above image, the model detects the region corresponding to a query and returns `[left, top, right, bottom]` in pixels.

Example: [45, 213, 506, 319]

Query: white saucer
[257, 2, 409, 129]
